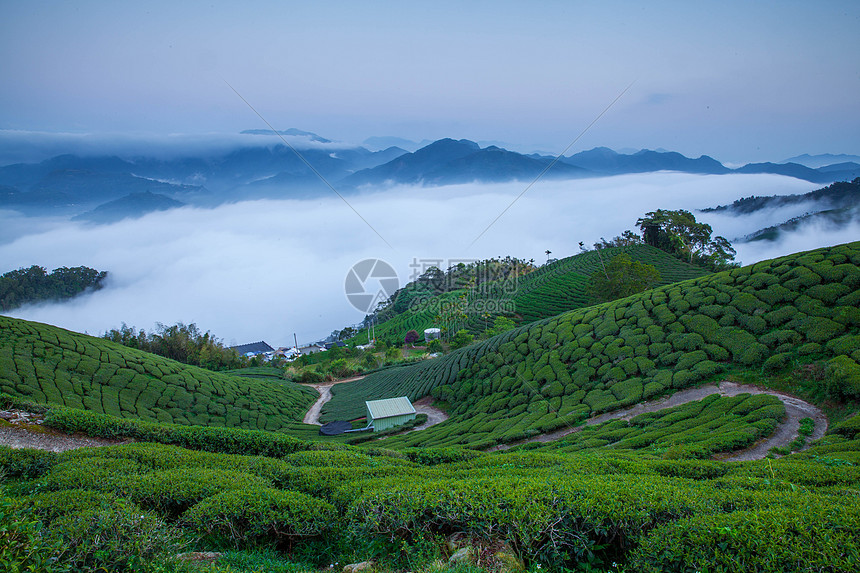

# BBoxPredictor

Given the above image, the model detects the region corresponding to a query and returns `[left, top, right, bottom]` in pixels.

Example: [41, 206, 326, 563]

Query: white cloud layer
[1, 173, 846, 347]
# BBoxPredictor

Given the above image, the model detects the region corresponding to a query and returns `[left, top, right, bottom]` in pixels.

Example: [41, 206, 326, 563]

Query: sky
[5, 172, 853, 347]
[1, 1, 859, 162]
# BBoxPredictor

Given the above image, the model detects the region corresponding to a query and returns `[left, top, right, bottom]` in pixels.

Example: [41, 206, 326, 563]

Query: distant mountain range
[1, 128, 858, 222]
[558, 147, 730, 175]
[340, 138, 588, 187]
[781, 153, 860, 169]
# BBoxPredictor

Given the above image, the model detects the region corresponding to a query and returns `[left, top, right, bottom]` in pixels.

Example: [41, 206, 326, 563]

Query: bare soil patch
[0, 409, 127, 452]
[408, 396, 450, 431]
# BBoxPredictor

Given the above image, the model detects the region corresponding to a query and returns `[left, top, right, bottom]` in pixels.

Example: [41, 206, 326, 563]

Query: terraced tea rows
[324, 242, 860, 449]
[508, 245, 710, 323]
[519, 393, 785, 457]
[0, 317, 316, 430]
[349, 245, 709, 345]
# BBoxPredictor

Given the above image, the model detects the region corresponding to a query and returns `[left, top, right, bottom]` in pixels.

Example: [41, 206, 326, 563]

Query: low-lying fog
[2, 172, 854, 347]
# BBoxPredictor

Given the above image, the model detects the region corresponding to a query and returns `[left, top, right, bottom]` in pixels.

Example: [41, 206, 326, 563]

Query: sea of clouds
[2, 172, 853, 347]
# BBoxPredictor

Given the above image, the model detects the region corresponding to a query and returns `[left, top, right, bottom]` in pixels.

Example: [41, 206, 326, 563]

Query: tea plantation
[1, 242, 860, 572]
[0, 317, 316, 430]
[323, 241, 860, 451]
[2, 415, 859, 571]
[517, 392, 786, 457]
[348, 244, 709, 346]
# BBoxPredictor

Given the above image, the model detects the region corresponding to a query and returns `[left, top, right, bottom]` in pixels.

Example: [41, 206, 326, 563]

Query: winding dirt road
[490, 380, 827, 459]
[302, 375, 366, 425]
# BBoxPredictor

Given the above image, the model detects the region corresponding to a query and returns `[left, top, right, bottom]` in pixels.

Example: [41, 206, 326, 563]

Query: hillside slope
[0, 317, 315, 430]
[323, 242, 860, 451]
[350, 244, 710, 346]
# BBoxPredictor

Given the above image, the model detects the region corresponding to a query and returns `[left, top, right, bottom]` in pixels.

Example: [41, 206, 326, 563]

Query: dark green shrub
[0, 445, 58, 478]
[798, 316, 846, 344]
[798, 342, 823, 356]
[703, 343, 729, 361]
[738, 343, 769, 366]
[25, 489, 119, 522]
[738, 313, 768, 334]
[806, 283, 850, 305]
[671, 369, 697, 388]
[764, 305, 797, 327]
[732, 292, 766, 315]
[43, 406, 334, 458]
[675, 350, 708, 371]
[763, 353, 792, 373]
[691, 359, 723, 379]
[831, 414, 860, 439]
[827, 335, 860, 357]
[825, 355, 860, 398]
[659, 351, 683, 366]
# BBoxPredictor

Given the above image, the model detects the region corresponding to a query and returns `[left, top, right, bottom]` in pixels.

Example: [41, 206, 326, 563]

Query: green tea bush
[128, 467, 272, 516]
[49, 500, 185, 572]
[0, 491, 68, 573]
[799, 316, 846, 343]
[831, 414, 860, 439]
[403, 447, 485, 465]
[0, 445, 58, 478]
[25, 489, 120, 522]
[45, 457, 144, 493]
[629, 504, 860, 573]
[763, 352, 792, 372]
[184, 487, 336, 545]
[646, 459, 729, 480]
[825, 355, 860, 398]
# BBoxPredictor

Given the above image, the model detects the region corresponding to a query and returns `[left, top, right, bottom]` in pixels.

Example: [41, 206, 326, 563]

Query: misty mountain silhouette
[0, 133, 856, 219]
[340, 139, 591, 187]
[562, 147, 729, 175]
[71, 191, 187, 224]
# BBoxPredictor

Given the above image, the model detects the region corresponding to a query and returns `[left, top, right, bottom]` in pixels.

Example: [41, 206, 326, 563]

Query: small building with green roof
[365, 396, 416, 432]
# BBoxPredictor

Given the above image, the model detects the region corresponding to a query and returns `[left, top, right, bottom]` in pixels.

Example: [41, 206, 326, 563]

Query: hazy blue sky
[1, 1, 858, 162]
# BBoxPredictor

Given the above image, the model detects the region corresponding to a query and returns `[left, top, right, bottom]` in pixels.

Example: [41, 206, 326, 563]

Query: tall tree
[636, 209, 736, 270]
[0, 265, 107, 311]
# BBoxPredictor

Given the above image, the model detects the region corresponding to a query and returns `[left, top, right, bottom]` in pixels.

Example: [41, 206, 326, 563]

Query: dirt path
[301, 375, 365, 425]
[1, 409, 126, 452]
[407, 396, 450, 432]
[489, 380, 827, 460]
